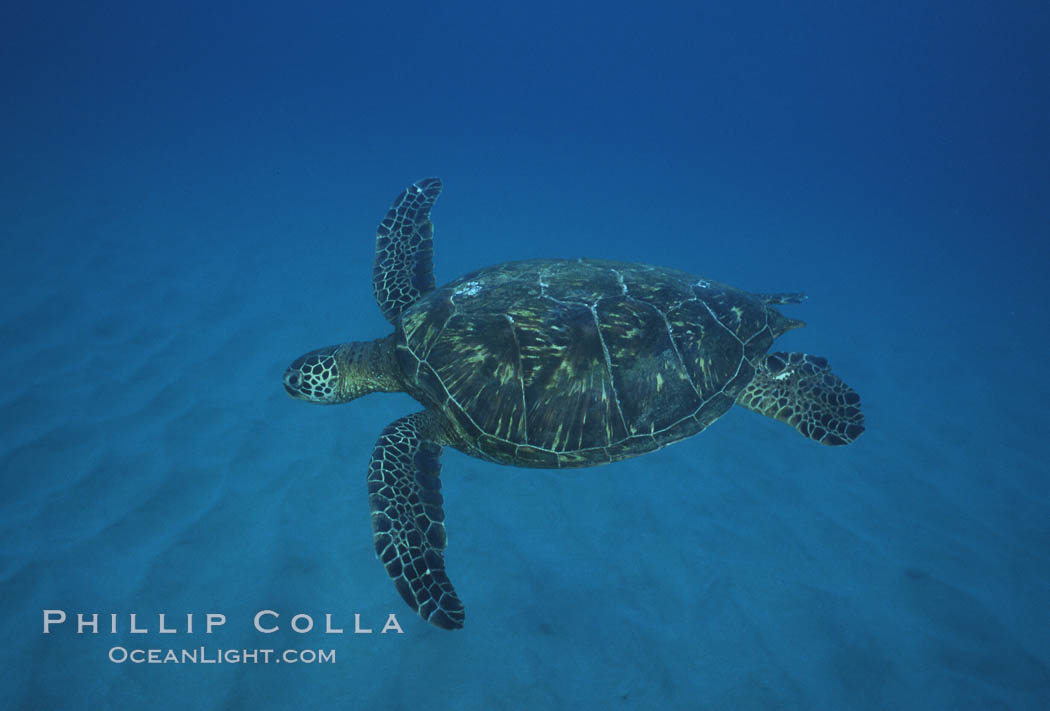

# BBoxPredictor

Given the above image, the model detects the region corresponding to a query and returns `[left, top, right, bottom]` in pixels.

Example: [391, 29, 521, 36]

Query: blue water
[2, 2, 1048, 709]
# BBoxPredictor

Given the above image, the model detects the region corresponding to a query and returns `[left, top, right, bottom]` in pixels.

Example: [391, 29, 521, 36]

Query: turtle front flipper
[736, 352, 865, 446]
[368, 410, 464, 629]
[373, 178, 443, 324]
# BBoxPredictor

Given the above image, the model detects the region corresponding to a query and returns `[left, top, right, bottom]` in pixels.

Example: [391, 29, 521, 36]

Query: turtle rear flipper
[736, 352, 865, 445]
[368, 410, 464, 629]
[373, 178, 442, 324]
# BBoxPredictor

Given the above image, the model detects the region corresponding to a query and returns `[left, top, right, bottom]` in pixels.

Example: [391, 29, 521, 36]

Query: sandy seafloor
[2, 3, 1049, 710]
[2, 162, 1047, 710]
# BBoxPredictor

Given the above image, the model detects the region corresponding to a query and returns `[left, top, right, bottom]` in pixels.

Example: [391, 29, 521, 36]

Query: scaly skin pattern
[367, 410, 464, 630]
[373, 178, 441, 324]
[283, 335, 400, 404]
[736, 352, 865, 445]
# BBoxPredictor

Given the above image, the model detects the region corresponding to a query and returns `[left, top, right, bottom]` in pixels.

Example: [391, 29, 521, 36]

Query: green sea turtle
[283, 178, 864, 629]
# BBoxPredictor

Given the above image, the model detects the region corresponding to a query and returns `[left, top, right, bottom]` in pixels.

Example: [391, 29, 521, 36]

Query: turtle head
[284, 337, 401, 404]
[283, 345, 348, 404]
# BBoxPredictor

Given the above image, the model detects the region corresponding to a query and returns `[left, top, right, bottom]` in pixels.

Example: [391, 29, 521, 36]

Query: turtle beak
[283, 369, 303, 397]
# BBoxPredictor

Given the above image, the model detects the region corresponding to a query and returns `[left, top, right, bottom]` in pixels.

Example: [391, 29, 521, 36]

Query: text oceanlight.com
[108, 647, 336, 664]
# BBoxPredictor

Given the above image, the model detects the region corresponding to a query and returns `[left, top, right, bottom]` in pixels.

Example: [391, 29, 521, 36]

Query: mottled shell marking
[396, 258, 791, 466]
